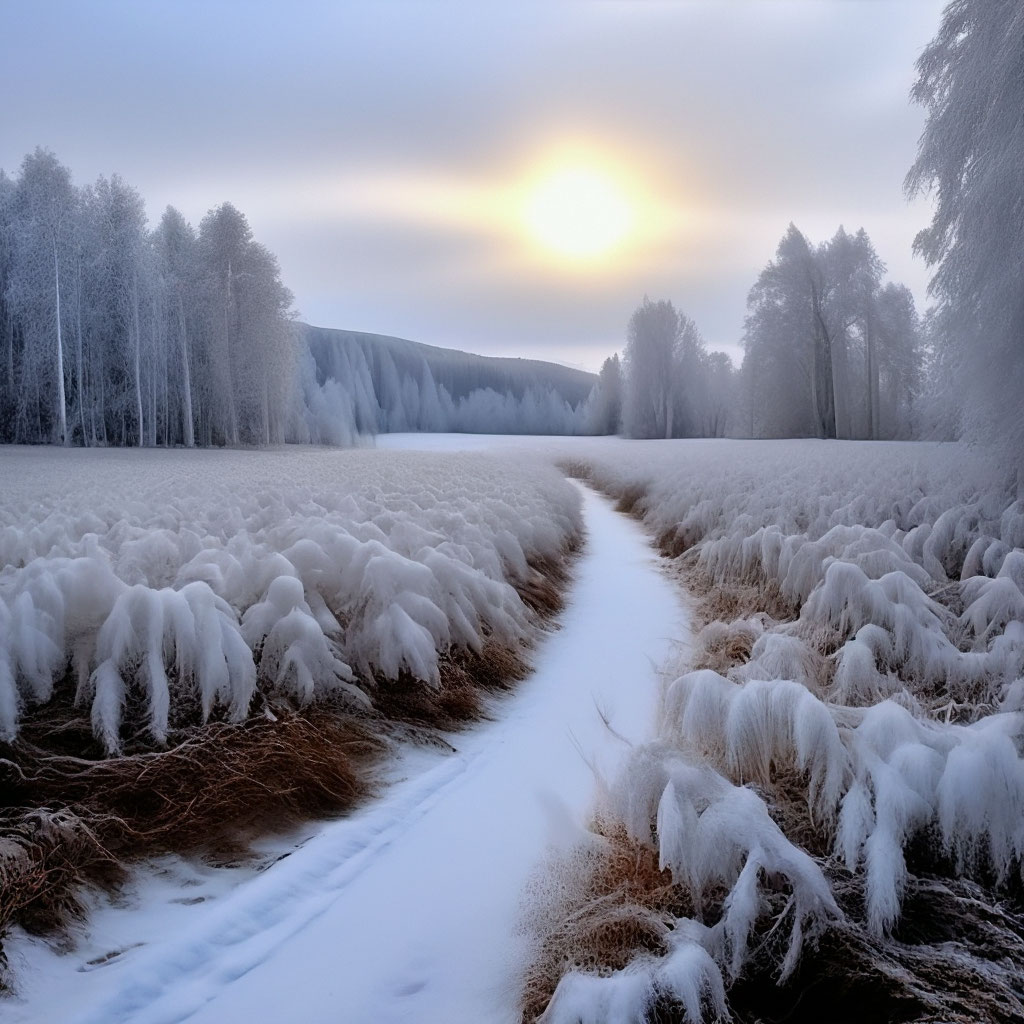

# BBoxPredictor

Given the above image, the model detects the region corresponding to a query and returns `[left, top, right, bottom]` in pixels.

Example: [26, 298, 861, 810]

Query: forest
[0, 143, 974, 449]
[0, 154, 597, 447]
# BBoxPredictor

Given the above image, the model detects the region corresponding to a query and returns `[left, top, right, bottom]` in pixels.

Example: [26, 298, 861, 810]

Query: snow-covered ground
[5, 434, 1022, 1022]
[4, 479, 690, 1024]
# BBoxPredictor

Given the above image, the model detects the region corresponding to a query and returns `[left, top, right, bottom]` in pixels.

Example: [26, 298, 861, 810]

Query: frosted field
[8, 483, 687, 1024]
[483, 438, 1024, 1020]
[3, 435, 1024, 1022]
[0, 444, 581, 748]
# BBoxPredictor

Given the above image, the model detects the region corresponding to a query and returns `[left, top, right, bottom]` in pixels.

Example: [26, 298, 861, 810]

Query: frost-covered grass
[523, 438, 1024, 1023]
[0, 444, 581, 981]
[0, 445, 581, 749]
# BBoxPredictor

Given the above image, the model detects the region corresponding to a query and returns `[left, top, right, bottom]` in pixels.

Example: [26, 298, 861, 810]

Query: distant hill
[300, 324, 597, 410]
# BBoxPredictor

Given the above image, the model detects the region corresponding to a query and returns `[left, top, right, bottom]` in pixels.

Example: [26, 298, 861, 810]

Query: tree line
[0, 149, 297, 447]
[587, 223, 922, 441]
[303, 325, 594, 439]
[4, 0, 1022, 464]
[592, 0, 1023, 461]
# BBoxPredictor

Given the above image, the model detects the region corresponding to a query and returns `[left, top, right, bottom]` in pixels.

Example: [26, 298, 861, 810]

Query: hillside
[299, 323, 598, 436]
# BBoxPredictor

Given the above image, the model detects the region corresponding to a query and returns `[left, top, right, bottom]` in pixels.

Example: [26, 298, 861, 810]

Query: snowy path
[9, 483, 690, 1024]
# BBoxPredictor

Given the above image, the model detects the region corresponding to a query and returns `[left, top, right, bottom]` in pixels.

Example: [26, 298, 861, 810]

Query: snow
[4, 433, 1022, 1019]
[4, 480, 690, 1024]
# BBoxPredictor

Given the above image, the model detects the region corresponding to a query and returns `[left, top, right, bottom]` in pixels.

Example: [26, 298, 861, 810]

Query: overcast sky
[1, 0, 946, 371]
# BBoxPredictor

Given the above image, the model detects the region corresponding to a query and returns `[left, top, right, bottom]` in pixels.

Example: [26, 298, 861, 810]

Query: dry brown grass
[518, 545, 578, 620]
[1, 704, 378, 977]
[681, 562, 794, 629]
[522, 823, 695, 1022]
[369, 638, 529, 729]
[556, 459, 593, 482]
[613, 485, 649, 520]
[0, 809, 123, 944]
[691, 619, 761, 674]
[0, 534, 582, 987]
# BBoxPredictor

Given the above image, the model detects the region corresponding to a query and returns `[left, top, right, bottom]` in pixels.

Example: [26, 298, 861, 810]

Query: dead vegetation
[0, 536, 581, 989]
[691, 618, 762, 675]
[522, 824, 696, 1023]
[524, 469, 1024, 1023]
[0, 705, 378, 982]
[369, 637, 529, 729]
[679, 559, 794, 629]
[522, 815, 1024, 1024]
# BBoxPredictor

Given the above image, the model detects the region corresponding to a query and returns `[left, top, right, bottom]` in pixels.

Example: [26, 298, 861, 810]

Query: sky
[0, 0, 947, 371]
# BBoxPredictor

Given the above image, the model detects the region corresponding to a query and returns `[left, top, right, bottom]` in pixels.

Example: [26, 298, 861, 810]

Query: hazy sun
[521, 164, 635, 262]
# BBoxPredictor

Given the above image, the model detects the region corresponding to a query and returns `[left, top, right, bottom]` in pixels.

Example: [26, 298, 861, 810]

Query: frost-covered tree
[90, 174, 149, 445]
[623, 298, 683, 439]
[619, 298, 736, 440]
[741, 225, 824, 438]
[907, 0, 1024, 473]
[742, 224, 921, 440]
[820, 227, 884, 439]
[584, 354, 623, 435]
[7, 150, 76, 444]
[152, 207, 198, 447]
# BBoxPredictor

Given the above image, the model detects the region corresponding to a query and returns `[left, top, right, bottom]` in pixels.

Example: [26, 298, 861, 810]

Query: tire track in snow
[67, 749, 486, 1024]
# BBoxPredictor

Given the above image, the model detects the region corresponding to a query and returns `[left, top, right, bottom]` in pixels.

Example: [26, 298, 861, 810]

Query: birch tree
[153, 207, 197, 446]
[9, 150, 75, 443]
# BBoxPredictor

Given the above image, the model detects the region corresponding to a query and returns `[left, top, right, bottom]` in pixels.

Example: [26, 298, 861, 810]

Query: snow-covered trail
[11, 483, 690, 1024]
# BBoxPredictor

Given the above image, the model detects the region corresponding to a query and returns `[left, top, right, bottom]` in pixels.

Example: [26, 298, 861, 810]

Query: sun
[521, 164, 636, 262]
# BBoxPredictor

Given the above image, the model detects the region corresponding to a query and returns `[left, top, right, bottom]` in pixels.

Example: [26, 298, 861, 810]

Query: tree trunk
[868, 321, 881, 440]
[74, 255, 86, 445]
[224, 260, 238, 445]
[178, 295, 194, 447]
[808, 344, 822, 438]
[831, 335, 850, 440]
[809, 279, 836, 439]
[132, 271, 144, 445]
[53, 240, 67, 445]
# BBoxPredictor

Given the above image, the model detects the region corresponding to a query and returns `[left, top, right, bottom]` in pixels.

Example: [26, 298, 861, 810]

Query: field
[0, 441, 582, 1007]
[517, 438, 1024, 1023]
[2, 436, 1023, 1023]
